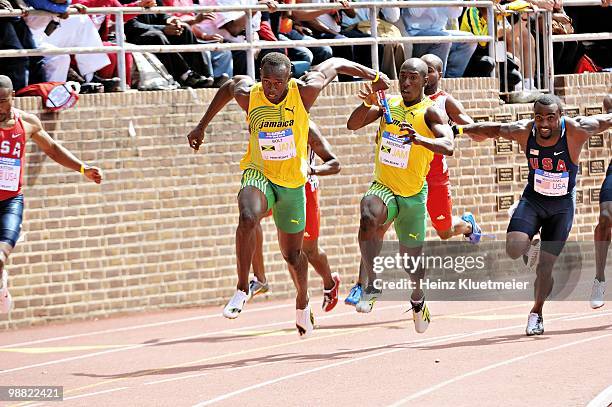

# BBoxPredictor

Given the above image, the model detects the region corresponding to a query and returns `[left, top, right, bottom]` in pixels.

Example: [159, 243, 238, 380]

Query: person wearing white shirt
[400, 1, 476, 77]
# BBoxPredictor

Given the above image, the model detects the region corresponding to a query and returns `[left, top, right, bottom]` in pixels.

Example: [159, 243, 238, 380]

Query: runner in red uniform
[0, 75, 103, 314]
[422, 54, 482, 243]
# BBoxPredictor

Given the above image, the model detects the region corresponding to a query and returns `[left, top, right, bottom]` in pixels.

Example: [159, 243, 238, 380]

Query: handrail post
[487, 3, 495, 78]
[370, 6, 379, 71]
[545, 11, 555, 94]
[115, 11, 127, 91]
[246, 10, 256, 79]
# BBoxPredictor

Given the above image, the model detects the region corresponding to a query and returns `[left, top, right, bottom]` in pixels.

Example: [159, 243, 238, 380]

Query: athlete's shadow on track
[317, 317, 408, 330]
[71, 342, 411, 379]
[140, 318, 408, 346]
[412, 324, 612, 351]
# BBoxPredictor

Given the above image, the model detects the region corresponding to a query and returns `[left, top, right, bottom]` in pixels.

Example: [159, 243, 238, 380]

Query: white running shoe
[222, 289, 249, 319]
[526, 312, 544, 336]
[296, 304, 314, 339]
[590, 279, 606, 309]
[0, 270, 12, 314]
[411, 298, 431, 334]
[356, 286, 381, 314]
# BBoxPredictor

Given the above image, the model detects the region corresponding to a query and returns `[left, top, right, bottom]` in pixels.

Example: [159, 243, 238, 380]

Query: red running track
[1, 297, 611, 407]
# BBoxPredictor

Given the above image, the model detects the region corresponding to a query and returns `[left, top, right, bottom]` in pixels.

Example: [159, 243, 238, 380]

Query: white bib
[534, 169, 569, 196]
[0, 157, 21, 191]
[379, 131, 410, 169]
[258, 129, 297, 161]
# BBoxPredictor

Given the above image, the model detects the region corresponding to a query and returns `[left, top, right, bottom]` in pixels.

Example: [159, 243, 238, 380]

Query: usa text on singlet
[0, 110, 26, 201]
[525, 117, 578, 198]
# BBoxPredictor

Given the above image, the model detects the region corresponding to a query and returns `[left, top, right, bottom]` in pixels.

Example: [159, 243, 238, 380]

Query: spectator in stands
[340, 0, 405, 79]
[459, 4, 542, 102]
[400, 0, 477, 77]
[294, 0, 366, 75]
[274, 0, 333, 68]
[124, 0, 214, 87]
[500, 0, 538, 91]
[194, 0, 278, 76]
[72, 0, 150, 88]
[0, 0, 44, 91]
[162, 0, 233, 86]
[22, 0, 111, 83]
[565, 0, 611, 70]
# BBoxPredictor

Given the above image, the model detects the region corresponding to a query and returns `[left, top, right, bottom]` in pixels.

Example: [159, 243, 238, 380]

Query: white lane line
[0, 303, 524, 375]
[144, 359, 288, 386]
[563, 310, 612, 321]
[140, 304, 530, 389]
[190, 309, 597, 407]
[587, 385, 612, 407]
[61, 303, 528, 399]
[0, 304, 407, 375]
[63, 387, 130, 401]
[388, 333, 612, 406]
[1, 300, 528, 350]
[191, 332, 471, 407]
[0, 304, 293, 349]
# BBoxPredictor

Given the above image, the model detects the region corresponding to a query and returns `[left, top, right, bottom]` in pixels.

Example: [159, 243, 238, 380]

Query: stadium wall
[2, 73, 610, 329]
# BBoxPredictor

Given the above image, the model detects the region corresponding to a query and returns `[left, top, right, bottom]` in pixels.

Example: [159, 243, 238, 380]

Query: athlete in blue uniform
[591, 95, 612, 309]
[457, 94, 612, 336]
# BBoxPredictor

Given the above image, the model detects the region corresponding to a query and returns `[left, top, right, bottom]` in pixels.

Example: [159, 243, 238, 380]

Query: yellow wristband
[80, 164, 85, 174]
[363, 100, 372, 108]
[373, 71, 380, 83]
[458, 126, 464, 135]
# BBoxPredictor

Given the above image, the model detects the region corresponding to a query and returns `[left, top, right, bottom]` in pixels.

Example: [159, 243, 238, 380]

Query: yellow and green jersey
[374, 96, 436, 197]
[240, 79, 310, 188]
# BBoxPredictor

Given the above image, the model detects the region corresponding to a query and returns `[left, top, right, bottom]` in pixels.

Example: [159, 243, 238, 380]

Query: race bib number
[0, 157, 21, 191]
[379, 131, 410, 169]
[258, 129, 296, 161]
[534, 169, 569, 196]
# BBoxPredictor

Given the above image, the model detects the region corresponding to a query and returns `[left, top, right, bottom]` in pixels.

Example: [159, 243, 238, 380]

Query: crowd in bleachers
[1, 0, 610, 98]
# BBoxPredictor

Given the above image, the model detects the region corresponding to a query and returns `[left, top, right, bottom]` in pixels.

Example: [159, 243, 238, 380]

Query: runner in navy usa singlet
[510, 117, 579, 257]
[458, 94, 612, 336]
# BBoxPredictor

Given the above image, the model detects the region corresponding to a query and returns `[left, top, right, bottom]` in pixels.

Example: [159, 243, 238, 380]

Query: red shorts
[264, 184, 320, 241]
[427, 182, 453, 232]
[304, 184, 320, 241]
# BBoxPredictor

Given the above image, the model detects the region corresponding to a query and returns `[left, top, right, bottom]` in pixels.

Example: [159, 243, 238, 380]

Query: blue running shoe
[344, 284, 362, 306]
[461, 212, 482, 244]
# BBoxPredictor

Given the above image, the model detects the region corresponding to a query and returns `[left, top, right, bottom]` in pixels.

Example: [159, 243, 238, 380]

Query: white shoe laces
[227, 290, 247, 309]
[527, 313, 540, 328]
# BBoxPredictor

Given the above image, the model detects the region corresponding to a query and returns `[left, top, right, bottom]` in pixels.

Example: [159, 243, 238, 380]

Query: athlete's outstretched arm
[299, 58, 390, 111]
[23, 112, 103, 184]
[573, 113, 612, 136]
[401, 106, 453, 156]
[347, 82, 383, 131]
[445, 95, 474, 125]
[308, 121, 340, 176]
[457, 119, 531, 143]
[187, 75, 253, 151]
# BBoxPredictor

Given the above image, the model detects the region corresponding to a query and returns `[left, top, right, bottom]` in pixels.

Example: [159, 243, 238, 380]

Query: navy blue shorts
[507, 189, 574, 256]
[600, 161, 612, 204]
[0, 194, 24, 247]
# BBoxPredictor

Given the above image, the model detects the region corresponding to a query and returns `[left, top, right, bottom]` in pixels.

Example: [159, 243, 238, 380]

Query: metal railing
[0, 1, 496, 91]
[496, 9, 553, 95]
